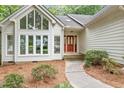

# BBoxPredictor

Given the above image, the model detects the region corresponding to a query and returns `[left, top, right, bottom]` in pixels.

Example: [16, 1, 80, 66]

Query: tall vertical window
[20, 35, 26, 54]
[28, 36, 33, 54]
[7, 35, 13, 55]
[54, 36, 60, 54]
[36, 36, 41, 54]
[35, 11, 41, 30]
[28, 11, 34, 29]
[43, 17, 49, 30]
[20, 16, 26, 29]
[43, 36, 48, 54]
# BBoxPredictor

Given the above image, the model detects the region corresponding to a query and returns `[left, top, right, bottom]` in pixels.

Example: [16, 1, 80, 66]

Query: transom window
[20, 10, 49, 30]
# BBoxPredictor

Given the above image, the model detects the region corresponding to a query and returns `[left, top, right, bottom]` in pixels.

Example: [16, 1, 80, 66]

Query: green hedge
[85, 49, 109, 67]
[3, 73, 24, 88]
[32, 64, 57, 81]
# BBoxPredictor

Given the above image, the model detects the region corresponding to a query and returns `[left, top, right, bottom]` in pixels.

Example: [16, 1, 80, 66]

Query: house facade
[0, 5, 124, 65]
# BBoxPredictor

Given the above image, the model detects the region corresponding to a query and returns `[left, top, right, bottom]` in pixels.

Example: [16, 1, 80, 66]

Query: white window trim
[18, 34, 50, 56]
[19, 9, 50, 31]
[54, 35, 61, 55]
[6, 34, 13, 56]
[19, 35, 26, 55]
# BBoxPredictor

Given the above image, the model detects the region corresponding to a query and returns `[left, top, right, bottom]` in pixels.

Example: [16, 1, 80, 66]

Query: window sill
[18, 54, 50, 57]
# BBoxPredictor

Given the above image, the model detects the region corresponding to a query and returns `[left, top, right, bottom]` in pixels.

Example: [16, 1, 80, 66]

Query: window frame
[20, 35, 26, 55]
[19, 9, 49, 31]
[54, 36, 61, 54]
[6, 34, 13, 56]
[19, 35, 49, 56]
[43, 17, 49, 30]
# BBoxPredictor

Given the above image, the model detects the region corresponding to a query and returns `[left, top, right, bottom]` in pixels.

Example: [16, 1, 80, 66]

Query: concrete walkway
[65, 60, 113, 88]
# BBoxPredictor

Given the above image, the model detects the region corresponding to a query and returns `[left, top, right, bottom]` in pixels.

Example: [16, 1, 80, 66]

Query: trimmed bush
[54, 81, 72, 88]
[85, 49, 109, 67]
[102, 58, 121, 75]
[32, 64, 57, 81]
[3, 73, 24, 88]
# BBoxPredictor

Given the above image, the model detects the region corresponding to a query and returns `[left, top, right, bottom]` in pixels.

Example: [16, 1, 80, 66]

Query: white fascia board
[10, 5, 32, 21]
[40, 6, 64, 27]
[35, 6, 56, 24]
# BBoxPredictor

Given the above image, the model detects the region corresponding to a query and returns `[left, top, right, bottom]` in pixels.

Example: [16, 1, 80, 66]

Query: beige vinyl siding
[87, 10, 124, 64]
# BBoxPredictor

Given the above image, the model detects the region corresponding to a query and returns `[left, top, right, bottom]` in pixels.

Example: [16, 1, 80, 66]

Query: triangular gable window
[20, 9, 49, 30]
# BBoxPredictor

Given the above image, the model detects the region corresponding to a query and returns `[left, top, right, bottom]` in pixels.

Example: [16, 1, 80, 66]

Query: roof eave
[67, 14, 85, 27]
[85, 6, 119, 27]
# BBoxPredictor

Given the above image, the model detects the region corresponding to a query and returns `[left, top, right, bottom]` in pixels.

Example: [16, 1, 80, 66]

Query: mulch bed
[0, 60, 67, 88]
[85, 65, 124, 88]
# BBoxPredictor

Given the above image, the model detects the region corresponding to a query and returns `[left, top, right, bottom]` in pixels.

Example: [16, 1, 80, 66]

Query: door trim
[64, 35, 78, 53]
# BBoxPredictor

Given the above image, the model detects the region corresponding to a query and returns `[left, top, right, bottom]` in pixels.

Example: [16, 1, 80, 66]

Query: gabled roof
[57, 15, 83, 29]
[85, 5, 122, 26]
[0, 5, 64, 27]
[57, 14, 93, 28]
[67, 14, 93, 26]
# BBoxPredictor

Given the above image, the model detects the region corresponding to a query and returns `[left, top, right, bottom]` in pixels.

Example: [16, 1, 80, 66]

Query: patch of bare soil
[0, 60, 67, 88]
[85, 65, 124, 88]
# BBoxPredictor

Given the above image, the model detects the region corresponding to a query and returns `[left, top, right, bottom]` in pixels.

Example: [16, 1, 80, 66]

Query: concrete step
[64, 54, 84, 60]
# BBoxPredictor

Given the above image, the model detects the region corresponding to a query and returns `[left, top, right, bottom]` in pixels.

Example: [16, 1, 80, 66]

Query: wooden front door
[64, 35, 77, 53]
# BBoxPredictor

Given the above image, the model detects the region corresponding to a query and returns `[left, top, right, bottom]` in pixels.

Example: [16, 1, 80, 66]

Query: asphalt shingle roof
[57, 14, 93, 27]
[57, 15, 83, 28]
[68, 14, 93, 25]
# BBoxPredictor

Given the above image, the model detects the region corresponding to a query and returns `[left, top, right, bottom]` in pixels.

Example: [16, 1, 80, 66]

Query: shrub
[54, 81, 72, 88]
[3, 73, 24, 88]
[102, 58, 121, 75]
[32, 64, 57, 81]
[85, 49, 109, 67]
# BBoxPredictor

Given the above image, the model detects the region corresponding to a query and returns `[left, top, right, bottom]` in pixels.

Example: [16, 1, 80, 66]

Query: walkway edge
[65, 60, 113, 88]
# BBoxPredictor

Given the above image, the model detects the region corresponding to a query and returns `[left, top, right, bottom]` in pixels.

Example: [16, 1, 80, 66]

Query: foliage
[102, 58, 121, 75]
[48, 5, 102, 15]
[54, 81, 72, 88]
[84, 49, 109, 67]
[0, 5, 102, 21]
[0, 5, 21, 21]
[3, 73, 24, 88]
[32, 64, 57, 81]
